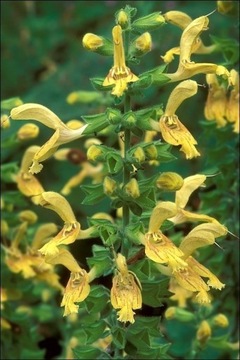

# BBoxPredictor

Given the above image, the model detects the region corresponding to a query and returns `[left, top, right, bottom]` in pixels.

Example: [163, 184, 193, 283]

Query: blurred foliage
[1, 1, 239, 359]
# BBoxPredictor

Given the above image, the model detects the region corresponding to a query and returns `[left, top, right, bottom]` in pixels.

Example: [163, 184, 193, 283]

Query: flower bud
[124, 178, 140, 198]
[17, 123, 39, 140]
[1, 220, 9, 236]
[116, 9, 129, 29]
[144, 144, 158, 159]
[87, 145, 103, 161]
[196, 320, 212, 345]
[18, 210, 38, 224]
[122, 111, 137, 129]
[212, 314, 229, 328]
[133, 146, 145, 162]
[82, 33, 113, 56]
[66, 119, 84, 130]
[217, 1, 234, 14]
[165, 306, 195, 322]
[130, 32, 152, 57]
[132, 12, 165, 31]
[1, 114, 10, 129]
[103, 176, 117, 196]
[106, 108, 122, 125]
[156, 172, 184, 191]
[66, 91, 103, 105]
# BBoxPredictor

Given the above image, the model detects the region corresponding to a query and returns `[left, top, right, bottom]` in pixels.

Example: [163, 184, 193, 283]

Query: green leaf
[81, 112, 109, 134]
[73, 346, 112, 360]
[111, 327, 127, 349]
[87, 245, 113, 276]
[0, 162, 19, 183]
[81, 183, 105, 205]
[90, 77, 113, 92]
[106, 152, 123, 174]
[83, 285, 110, 314]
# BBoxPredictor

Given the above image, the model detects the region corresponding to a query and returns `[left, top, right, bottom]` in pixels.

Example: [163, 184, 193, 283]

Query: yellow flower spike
[212, 313, 229, 328]
[159, 80, 200, 159]
[148, 201, 177, 232]
[45, 248, 83, 273]
[124, 178, 140, 198]
[179, 223, 227, 258]
[196, 320, 212, 345]
[187, 256, 225, 290]
[204, 74, 228, 128]
[17, 123, 39, 140]
[103, 25, 139, 97]
[111, 254, 142, 324]
[60, 270, 90, 317]
[10, 103, 88, 174]
[226, 69, 239, 133]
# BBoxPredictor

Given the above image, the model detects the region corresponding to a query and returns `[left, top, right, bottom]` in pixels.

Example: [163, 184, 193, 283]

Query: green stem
[121, 29, 131, 255]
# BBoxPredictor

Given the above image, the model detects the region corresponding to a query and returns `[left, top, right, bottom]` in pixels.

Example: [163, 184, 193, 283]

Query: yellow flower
[17, 123, 39, 140]
[61, 270, 90, 317]
[159, 80, 200, 159]
[225, 69, 239, 133]
[204, 74, 228, 128]
[164, 15, 230, 83]
[169, 174, 227, 225]
[15, 146, 45, 200]
[110, 254, 142, 323]
[161, 11, 217, 64]
[10, 104, 88, 174]
[212, 313, 229, 328]
[103, 25, 139, 97]
[37, 192, 81, 256]
[143, 201, 188, 271]
[168, 278, 193, 307]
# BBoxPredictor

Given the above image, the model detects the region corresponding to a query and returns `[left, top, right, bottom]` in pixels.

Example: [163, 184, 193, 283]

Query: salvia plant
[1, 2, 239, 359]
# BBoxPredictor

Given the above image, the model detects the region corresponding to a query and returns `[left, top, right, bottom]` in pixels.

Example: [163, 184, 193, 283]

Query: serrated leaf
[73, 346, 112, 360]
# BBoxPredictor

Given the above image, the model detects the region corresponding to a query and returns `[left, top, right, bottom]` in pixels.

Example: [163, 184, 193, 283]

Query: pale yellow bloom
[103, 25, 139, 97]
[164, 15, 230, 83]
[161, 11, 217, 64]
[37, 192, 81, 256]
[204, 74, 228, 128]
[168, 278, 193, 307]
[110, 254, 142, 323]
[179, 222, 227, 258]
[10, 104, 88, 174]
[169, 174, 226, 225]
[159, 80, 200, 159]
[124, 178, 140, 198]
[61, 270, 90, 316]
[156, 172, 184, 191]
[82, 33, 103, 51]
[143, 201, 188, 271]
[15, 146, 45, 199]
